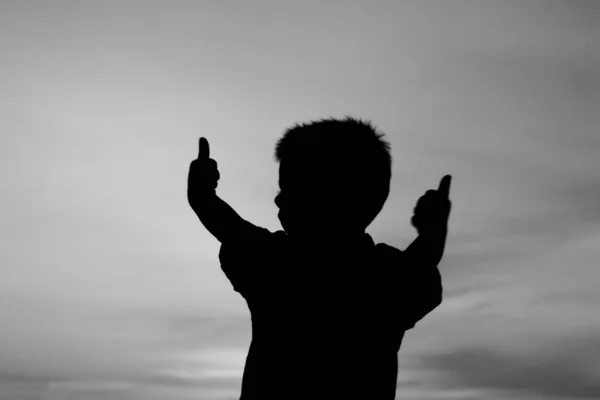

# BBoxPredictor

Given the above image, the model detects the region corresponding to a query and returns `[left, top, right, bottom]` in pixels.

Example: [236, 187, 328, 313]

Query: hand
[187, 137, 220, 210]
[411, 175, 452, 235]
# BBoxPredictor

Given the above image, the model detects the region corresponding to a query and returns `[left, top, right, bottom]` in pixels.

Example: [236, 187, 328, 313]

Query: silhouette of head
[273, 117, 392, 241]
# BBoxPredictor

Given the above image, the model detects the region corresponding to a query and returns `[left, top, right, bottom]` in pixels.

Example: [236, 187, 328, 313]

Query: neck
[290, 230, 368, 250]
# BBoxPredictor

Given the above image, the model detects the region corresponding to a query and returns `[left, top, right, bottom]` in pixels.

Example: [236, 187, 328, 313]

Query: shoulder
[218, 225, 282, 295]
[372, 242, 406, 280]
[219, 223, 282, 261]
[225, 220, 274, 245]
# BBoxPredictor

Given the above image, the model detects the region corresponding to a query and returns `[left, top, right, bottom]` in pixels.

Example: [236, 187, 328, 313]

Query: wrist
[189, 188, 217, 210]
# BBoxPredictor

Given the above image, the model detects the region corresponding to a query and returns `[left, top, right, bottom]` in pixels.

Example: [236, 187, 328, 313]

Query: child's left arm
[405, 174, 452, 267]
[401, 175, 452, 328]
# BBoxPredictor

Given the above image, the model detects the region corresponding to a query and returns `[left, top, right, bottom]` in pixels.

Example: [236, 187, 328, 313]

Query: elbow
[427, 287, 443, 311]
[434, 294, 443, 309]
[435, 287, 443, 307]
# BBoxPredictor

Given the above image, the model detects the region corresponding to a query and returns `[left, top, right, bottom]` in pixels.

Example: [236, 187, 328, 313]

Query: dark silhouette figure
[187, 117, 451, 400]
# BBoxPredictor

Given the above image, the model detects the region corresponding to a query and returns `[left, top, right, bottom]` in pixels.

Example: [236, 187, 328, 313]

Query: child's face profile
[275, 161, 358, 238]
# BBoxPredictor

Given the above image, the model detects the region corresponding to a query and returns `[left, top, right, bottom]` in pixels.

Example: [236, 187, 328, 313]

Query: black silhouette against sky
[188, 118, 452, 399]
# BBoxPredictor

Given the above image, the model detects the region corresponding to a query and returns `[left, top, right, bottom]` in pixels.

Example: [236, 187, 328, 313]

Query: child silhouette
[187, 117, 451, 400]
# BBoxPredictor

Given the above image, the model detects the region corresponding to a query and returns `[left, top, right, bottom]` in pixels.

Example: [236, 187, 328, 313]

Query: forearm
[191, 192, 247, 244]
[401, 228, 446, 328]
[404, 228, 448, 269]
[400, 175, 451, 329]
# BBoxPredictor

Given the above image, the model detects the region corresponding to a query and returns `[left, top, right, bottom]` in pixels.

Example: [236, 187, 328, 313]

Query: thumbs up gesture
[187, 137, 220, 211]
[411, 175, 452, 235]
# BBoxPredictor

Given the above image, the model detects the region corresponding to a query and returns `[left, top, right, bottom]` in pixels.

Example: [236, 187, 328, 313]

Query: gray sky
[0, 1, 599, 399]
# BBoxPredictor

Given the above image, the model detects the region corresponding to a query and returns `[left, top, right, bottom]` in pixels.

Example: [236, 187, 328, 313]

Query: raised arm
[400, 175, 452, 328]
[187, 137, 250, 244]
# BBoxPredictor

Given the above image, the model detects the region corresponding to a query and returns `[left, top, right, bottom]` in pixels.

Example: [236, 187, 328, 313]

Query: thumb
[437, 174, 452, 198]
[198, 137, 210, 159]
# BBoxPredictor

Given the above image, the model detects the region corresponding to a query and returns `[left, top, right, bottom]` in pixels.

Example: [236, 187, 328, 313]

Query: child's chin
[279, 214, 308, 234]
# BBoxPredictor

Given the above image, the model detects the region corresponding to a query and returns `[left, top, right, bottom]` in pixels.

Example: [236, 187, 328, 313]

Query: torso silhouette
[219, 225, 441, 400]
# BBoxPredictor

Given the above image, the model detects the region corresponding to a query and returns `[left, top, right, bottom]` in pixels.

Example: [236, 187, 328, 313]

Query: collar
[284, 232, 375, 254]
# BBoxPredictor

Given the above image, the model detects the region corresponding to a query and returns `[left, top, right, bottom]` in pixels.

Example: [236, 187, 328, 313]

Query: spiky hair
[274, 116, 393, 229]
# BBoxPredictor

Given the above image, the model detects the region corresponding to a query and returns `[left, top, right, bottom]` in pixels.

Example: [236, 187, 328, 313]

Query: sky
[0, 1, 598, 399]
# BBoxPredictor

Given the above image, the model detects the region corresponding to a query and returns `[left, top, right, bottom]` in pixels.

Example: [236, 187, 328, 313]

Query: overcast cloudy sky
[0, 1, 599, 399]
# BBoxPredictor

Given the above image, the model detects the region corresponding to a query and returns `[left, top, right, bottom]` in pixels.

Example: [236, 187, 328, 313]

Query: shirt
[219, 220, 443, 400]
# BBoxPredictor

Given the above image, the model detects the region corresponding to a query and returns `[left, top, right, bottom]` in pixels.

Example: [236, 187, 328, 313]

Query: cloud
[416, 333, 600, 399]
[0, 375, 50, 400]
[151, 348, 246, 388]
[45, 380, 137, 397]
[44, 377, 239, 400]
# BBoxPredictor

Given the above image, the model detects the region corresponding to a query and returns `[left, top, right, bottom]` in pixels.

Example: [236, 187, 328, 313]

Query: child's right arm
[187, 137, 252, 244]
